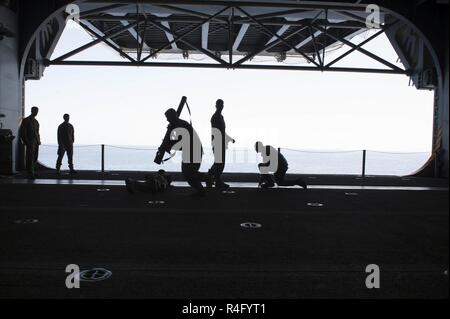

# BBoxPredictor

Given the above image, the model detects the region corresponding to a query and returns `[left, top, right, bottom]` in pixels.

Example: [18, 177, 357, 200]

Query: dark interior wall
[17, 0, 72, 57]
[414, 1, 449, 178]
[368, 0, 449, 177]
[413, 1, 448, 178]
[0, 5, 20, 172]
[438, 23, 449, 177]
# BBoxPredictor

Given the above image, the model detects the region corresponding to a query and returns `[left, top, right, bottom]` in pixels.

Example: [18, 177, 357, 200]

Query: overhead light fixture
[275, 52, 286, 62]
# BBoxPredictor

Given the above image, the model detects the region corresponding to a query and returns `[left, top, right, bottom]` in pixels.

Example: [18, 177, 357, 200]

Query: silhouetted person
[56, 113, 76, 174]
[125, 170, 172, 194]
[163, 108, 208, 196]
[208, 99, 235, 189]
[255, 141, 307, 189]
[20, 106, 40, 179]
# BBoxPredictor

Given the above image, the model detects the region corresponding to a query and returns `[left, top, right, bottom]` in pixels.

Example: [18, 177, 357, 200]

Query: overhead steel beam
[322, 8, 328, 64]
[313, 24, 404, 72]
[154, 4, 228, 24]
[80, 4, 131, 18]
[232, 23, 249, 51]
[140, 5, 230, 62]
[233, 8, 306, 23]
[138, 20, 149, 61]
[295, 29, 322, 49]
[84, 15, 368, 29]
[57, 2, 405, 76]
[161, 21, 178, 49]
[293, 9, 324, 50]
[86, 1, 379, 12]
[235, 6, 319, 66]
[325, 28, 385, 68]
[324, 21, 399, 68]
[233, 25, 309, 66]
[53, 18, 145, 62]
[308, 26, 323, 66]
[144, 15, 229, 65]
[202, 22, 209, 49]
[334, 10, 372, 25]
[228, 8, 234, 64]
[46, 59, 408, 75]
[266, 24, 290, 45]
[79, 20, 136, 62]
[120, 20, 151, 52]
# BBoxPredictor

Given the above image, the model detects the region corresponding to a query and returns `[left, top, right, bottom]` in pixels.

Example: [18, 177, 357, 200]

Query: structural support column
[437, 29, 449, 178]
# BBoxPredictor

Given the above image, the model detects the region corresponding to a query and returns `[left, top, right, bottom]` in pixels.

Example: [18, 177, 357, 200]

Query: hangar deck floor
[0, 172, 448, 298]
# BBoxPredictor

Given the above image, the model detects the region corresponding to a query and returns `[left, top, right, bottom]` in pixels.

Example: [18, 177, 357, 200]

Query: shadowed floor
[0, 174, 448, 298]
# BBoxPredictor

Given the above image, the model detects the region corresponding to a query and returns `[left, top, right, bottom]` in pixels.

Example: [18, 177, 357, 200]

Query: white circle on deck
[97, 188, 110, 192]
[148, 200, 165, 205]
[80, 268, 112, 282]
[240, 222, 262, 229]
[14, 219, 39, 224]
[110, 173, 120, 176]
[307, 202, 324, 207]
[345, 192, 359, 196]
[222, 190, 235, 194]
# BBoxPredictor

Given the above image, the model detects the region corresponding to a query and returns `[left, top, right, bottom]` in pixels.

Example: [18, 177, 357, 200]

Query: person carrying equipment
[154, 97, 210, 197]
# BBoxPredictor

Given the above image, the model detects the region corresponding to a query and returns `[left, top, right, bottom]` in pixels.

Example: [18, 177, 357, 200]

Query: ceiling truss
[46, 1, 408, 75]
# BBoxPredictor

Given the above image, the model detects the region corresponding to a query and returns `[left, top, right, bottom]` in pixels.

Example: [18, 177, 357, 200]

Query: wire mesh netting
[38, 144, 431, 176]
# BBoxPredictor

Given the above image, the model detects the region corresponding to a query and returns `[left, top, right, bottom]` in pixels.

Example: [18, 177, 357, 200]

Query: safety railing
[38, 144, 431, 177]
[279, 148, 430, 176]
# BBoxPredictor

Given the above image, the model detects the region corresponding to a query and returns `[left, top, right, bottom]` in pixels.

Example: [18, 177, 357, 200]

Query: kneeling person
[255, 141, 307, 189]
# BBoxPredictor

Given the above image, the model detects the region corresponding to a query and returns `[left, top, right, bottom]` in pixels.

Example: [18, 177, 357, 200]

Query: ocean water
[38, 145, 431, 176]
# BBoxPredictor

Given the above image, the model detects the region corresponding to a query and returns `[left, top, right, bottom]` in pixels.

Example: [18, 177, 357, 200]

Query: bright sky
[25, 20, 434, 152]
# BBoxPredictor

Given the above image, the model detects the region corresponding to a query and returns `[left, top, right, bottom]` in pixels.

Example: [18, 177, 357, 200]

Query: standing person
[19, 106, 41, 179]
[56, 113, 76, 174]
[255, 141, 307, 189]
[208, 99, 235, 189]
[160, 108, 207, 197]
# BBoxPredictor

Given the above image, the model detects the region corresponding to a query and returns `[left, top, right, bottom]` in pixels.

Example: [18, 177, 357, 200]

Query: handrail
[38, 144, 431, 176]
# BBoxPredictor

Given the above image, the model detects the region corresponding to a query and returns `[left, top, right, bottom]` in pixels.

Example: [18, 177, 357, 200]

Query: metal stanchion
[101, 144, 105, 173]
[362, 149, 366, 177]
